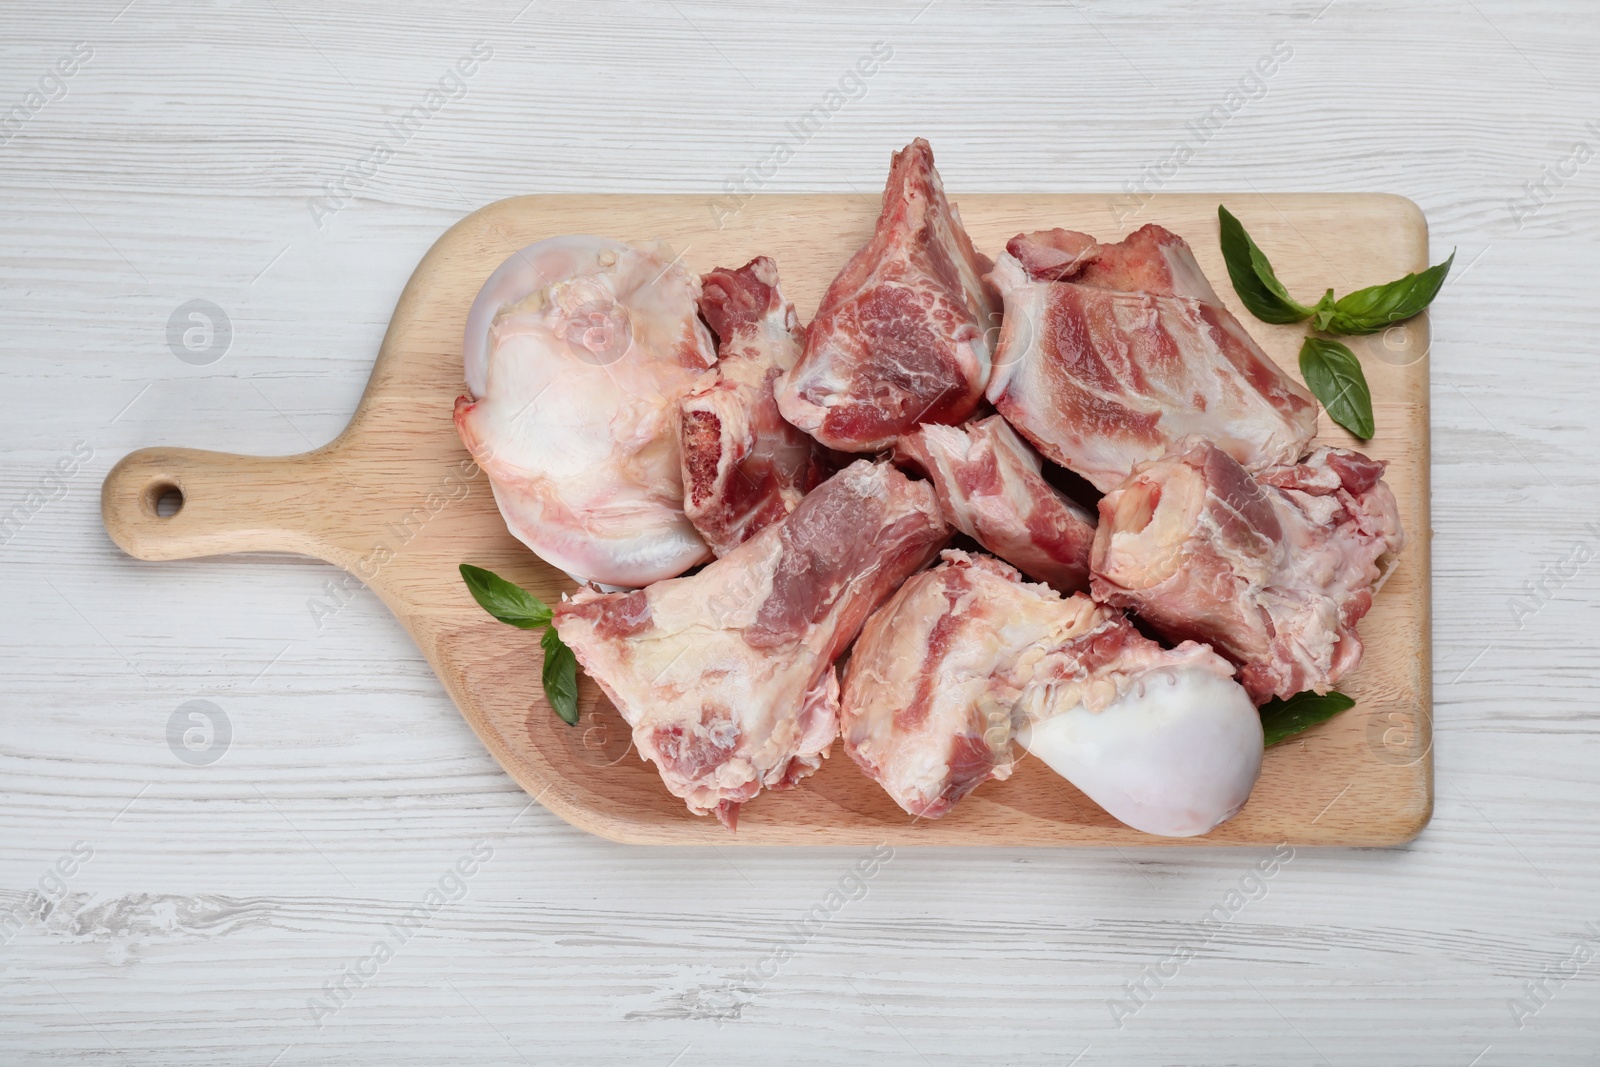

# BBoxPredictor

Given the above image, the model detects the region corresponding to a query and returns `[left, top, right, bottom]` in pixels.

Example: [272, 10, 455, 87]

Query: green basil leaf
[1260, 690, 1356, 747]
[1313, 251, 1454, 335]
[540, 625, 580, 726]
[1299, 337, 1375, 440]
[1217, 205, 1315, 324]
[459, 563, 552, 629]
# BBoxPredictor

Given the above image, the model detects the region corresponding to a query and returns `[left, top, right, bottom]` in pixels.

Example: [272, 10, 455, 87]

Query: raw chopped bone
[840, 551, 1092, 819]
[680, 257, 827, 556]
[986, 227, 1318, 492]
[454, 235, 716, 587]
[1091, 438, 1405, 703]
[842, 550, 1262, 835]
[895, 414, 1097, 593]
[777, 138, 1000, 452]
[553, 460, 948, 827]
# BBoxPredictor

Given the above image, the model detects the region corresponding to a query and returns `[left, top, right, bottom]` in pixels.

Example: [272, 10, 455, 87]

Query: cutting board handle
[101, 446, 343, 562]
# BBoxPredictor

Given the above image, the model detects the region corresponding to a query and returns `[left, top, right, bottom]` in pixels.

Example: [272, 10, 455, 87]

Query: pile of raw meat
[453, 139, 1404, 837]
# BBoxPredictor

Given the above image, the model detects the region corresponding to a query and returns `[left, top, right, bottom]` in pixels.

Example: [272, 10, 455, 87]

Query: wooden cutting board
[100, 192, 1433, 846]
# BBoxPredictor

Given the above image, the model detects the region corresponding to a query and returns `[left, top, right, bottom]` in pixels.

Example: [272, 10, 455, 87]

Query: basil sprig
[1217, 205, 1451, 439]
[1260, 690, 1356, 747]
[1218, 205, 1452, 335]
[460, 563, 579, 725]
[1299, 338, 1375, 440]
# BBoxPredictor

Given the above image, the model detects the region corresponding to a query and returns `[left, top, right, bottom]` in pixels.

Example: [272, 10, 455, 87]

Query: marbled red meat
[777, 138, 1000, 452]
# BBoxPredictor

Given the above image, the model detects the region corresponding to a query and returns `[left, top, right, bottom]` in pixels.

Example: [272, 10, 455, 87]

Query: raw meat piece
[840, 551, 1098, 818]
[1090, 438, 1405, 704]
[679, 257, 826, 556]
[986, 229, 1318, 492]
[455, 235, 715, 587]
[776, 138, 1001, 452]
[894, 414, 1096, 592]
[552, 460, 948, 826]
[841, 550, 1262, 835]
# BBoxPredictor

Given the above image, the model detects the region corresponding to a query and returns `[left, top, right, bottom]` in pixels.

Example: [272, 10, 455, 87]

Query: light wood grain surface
[102, 191, 1433, 847]
[3, 0, 1598, 1063]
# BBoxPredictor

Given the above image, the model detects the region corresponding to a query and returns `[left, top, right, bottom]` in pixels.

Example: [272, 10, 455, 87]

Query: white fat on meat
[454, 235, 716, 588]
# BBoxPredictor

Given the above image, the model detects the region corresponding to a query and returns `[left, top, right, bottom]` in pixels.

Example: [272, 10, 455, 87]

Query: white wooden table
[3, 1, 1597, 1062]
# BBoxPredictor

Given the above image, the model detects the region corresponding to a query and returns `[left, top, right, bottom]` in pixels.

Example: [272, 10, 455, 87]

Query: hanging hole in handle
[144, 479, 184, 519]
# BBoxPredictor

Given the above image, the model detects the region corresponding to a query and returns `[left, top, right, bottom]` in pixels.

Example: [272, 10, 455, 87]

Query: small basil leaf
[459, 563, 552, 629]
[1313, 251, 1455, 335]
[1299, 337, 1375, 440]
[1217, 205, 1315, 324]
[1260, 690, 1356, 747]
[540, 625, 580, 726]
